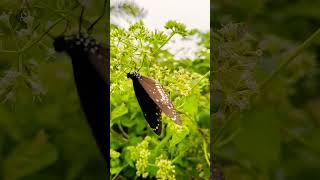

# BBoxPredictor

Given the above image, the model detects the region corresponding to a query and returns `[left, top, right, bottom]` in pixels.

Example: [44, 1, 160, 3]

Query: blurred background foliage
[110, 1, 210, 179]
[213, 0, 320, 179]
[0, 0, 210, 179]
[0, 0, 108, 179]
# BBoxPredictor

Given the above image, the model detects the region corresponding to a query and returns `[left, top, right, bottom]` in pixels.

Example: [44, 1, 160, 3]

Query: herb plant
[110, 20, 210, 179]
[0, 0, 107, 179]
[213, 0, 320, 178]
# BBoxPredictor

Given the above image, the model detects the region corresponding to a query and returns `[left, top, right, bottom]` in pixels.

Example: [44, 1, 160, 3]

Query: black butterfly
[127, 72, 181, 135]
[52, 1, 108, 162]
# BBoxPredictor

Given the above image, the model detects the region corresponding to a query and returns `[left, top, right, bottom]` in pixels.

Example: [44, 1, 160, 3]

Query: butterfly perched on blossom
[127, 72, 181, 135]
[52, 0, 108, 162]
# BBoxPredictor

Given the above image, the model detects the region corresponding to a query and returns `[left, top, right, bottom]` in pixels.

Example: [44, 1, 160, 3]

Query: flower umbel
[155, 155, 176, 180]
[127, 136, 151, 178]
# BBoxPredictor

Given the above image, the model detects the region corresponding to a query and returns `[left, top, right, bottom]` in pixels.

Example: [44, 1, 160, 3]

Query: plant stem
[0, 50, 18, 53]
[281, 128, 320, 155]
[213, 112, 234, 141]
[20, 18, 64, 53]
[112, 164, 129, 180]
[153, 134, 171, 155]
[172, 148, 188, 163]
[202, 139, 210, 167]
[259, 28, 320, 90]
[152, 32, 176, 56]
[216, 127, 242, 148]
[191, 71, 210, 90]
[118, 123, 129, 138]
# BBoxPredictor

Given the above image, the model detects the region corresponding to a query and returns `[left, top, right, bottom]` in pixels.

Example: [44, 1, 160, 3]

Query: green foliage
[110, 20, 210, 179]
[214, 1, 320, 179]
[0, 0, 107, 179]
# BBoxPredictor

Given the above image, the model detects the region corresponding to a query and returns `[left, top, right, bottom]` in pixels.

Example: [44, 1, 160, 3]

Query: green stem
[191, 71, 210, 90]
[152, 32, 176, 56]
[213, 112, 234, 141]
[259, 28, 320, 90]
[18, 53, 23, 73]
[148, 163, 156, 167]
[0, 50, 18, 53]
[202, 139, 210, 167]
[172, 148, 188, 163]
[282, 128, 320, 155]
[33, 4, 71, 22]
[111, 164, 129, 180]
[118, 123, 129, 139]
[20, 18, 64, 53]
[153, 135, 171, 155]
[214, 150, 259, 177]
[110, 129, 128, 142]
[216, 128, 242, 148]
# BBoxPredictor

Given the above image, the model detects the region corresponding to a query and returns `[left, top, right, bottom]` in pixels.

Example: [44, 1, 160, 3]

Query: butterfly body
[53, 34, 109, 161]
[127, 72, 181, 135]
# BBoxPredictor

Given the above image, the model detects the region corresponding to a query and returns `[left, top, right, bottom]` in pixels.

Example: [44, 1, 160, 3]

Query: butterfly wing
[69, 47, 108, 162]
[88, 46, 109, 84]
[138, 76, 182, 125]
[131, 78, 162, 135]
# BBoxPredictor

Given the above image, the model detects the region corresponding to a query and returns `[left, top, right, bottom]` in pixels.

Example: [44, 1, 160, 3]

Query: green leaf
[183, 95, 198, 118]
[111, 103, 128, 121]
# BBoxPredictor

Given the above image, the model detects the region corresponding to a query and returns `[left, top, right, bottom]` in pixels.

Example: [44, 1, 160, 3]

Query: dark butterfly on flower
[127, 72, 182, 135]
[52, 0, 108, 162]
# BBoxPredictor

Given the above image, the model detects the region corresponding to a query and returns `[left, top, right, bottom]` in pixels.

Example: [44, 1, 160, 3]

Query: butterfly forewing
[132, 78, 162, 135]
[128, 72, 181, 135]
[138, 76, 182, 125]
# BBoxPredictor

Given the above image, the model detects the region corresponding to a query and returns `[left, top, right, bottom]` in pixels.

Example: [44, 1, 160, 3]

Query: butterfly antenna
[46, 32, 55, 40]
[136, 57, 145, 72]
[115, 60, 135, 78]
[87, 0, 107, 34]
[56, 1, 80, 36]
[78, 5, 85, 34]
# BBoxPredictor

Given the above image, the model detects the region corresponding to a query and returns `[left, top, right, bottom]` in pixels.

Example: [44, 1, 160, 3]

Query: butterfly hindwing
[138, 76, 182, 125]
[132, 77, 162, 135]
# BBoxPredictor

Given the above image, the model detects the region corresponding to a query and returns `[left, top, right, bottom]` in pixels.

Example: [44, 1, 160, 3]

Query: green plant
[0, 0, 108, 179]
[213, 20, 320, 179]
[110, 20, 210, 179]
